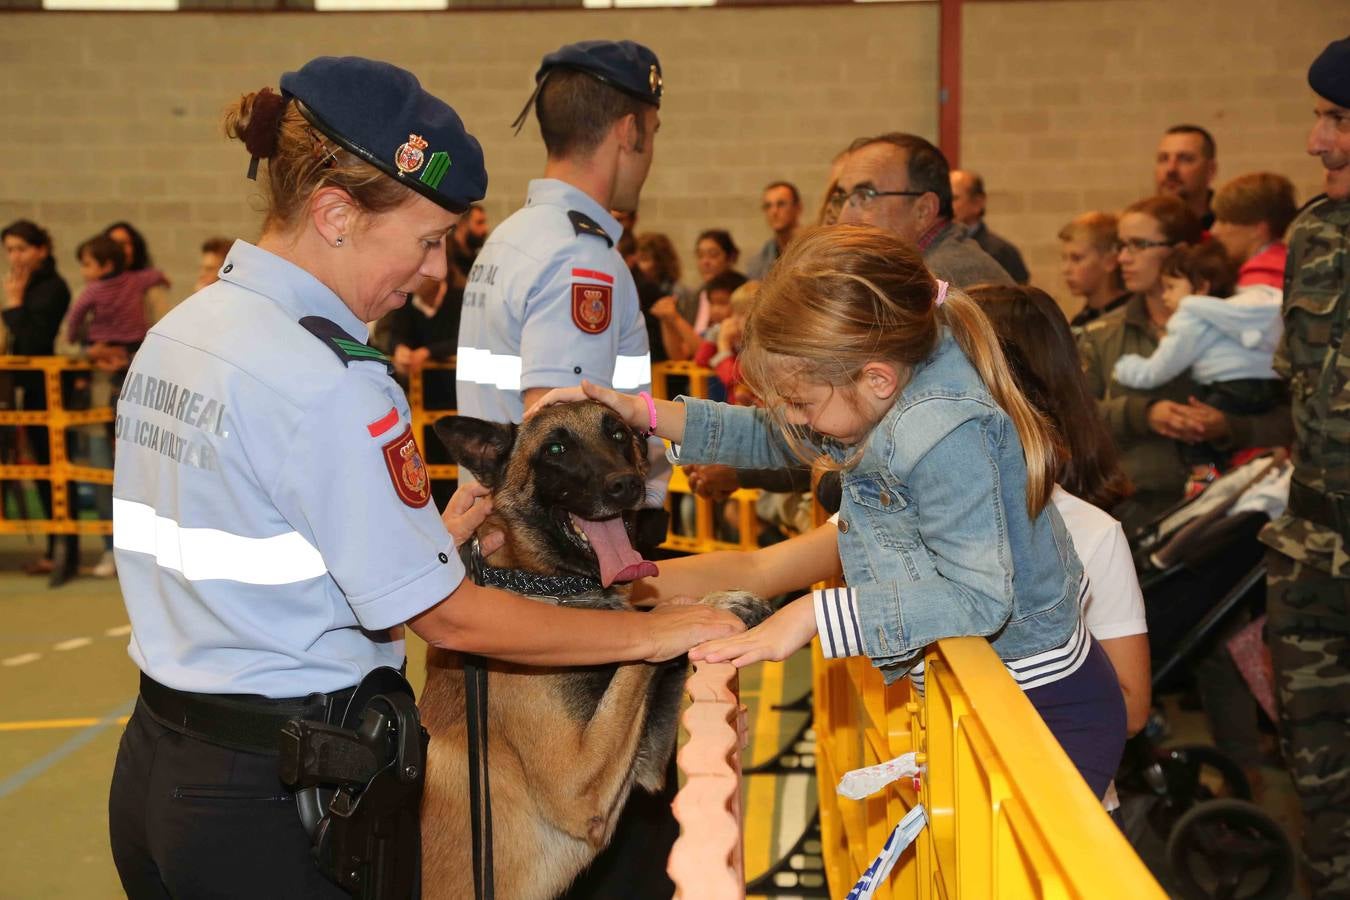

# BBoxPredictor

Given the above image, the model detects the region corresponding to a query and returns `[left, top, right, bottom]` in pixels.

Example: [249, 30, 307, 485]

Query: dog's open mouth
[563, 512, 659, 588]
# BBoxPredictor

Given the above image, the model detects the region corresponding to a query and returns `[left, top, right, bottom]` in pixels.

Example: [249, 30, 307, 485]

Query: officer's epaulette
[299, 316, 394, 376]
[568, 210, 614, 247]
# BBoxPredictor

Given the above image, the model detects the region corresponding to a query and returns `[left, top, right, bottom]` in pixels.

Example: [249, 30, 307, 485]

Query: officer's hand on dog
[442, 482, 504, 555]
[642, 602, 747, 662]
[689, 594, 818, 668]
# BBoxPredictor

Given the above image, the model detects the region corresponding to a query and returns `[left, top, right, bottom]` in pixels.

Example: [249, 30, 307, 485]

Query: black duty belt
[138, 673, 354, 755]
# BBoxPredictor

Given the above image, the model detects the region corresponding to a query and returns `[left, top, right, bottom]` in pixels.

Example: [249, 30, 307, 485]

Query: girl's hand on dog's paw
[643, 604, 745, 662]
[689, 595, 818, 668]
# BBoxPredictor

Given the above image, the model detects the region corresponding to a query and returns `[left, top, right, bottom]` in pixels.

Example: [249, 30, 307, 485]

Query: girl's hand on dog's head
[524, 381, 646, 431]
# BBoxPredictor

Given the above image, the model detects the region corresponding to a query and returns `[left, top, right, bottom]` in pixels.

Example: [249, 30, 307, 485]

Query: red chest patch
[381, 426, 430, 508]
[571, 282, 612, 335]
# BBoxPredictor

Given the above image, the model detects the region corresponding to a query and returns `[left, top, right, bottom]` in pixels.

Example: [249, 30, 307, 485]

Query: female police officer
[106, 56, 743, 899]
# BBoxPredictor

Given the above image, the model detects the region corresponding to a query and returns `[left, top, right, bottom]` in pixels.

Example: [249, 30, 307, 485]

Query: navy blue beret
[1310, 36, 1350, 109]
[280, 56, 487, 214]
[536, 40, 663, 107]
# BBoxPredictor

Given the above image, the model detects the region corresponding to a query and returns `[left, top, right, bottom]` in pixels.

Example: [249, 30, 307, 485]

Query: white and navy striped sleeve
[813, 586, 866, 659]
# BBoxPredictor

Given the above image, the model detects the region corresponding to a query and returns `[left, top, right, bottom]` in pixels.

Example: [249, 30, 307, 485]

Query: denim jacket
[673, 330, 1083, 682]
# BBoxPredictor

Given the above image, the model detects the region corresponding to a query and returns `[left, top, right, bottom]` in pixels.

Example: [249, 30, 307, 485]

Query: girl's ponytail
[938, 290, 1058, 518]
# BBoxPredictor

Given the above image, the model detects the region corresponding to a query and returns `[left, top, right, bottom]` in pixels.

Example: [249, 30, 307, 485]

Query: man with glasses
[746, 180, 802, 280]
[831, 132, 1012, 287]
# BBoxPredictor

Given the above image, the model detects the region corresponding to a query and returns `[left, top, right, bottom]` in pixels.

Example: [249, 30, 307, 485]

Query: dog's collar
[460, 536, 603, 600]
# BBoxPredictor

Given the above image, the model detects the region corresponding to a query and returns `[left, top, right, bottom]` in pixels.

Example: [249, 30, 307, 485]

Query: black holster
[279, 667, 427, 900]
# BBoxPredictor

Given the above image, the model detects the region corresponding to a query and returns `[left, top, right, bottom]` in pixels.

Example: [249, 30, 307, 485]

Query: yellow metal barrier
[813, 642, 1165, 898]
[0, 356, 114, 536]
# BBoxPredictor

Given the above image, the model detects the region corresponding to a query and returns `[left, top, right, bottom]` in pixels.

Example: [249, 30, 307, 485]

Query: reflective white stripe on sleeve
[613, 353, 652, 390]
[113, 498, 328, 585]
[455, 346, 523, 391]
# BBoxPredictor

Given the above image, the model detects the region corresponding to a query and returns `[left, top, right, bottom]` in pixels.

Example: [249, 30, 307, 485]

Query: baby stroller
[1115, 455, 1297, 900]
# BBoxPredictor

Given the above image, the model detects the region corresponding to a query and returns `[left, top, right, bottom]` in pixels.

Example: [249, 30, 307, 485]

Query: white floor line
[104, 625, 132, 638]
[52, 637, 92, 652]
[2, 653, 42, 667]
[777, 772, 812, 860]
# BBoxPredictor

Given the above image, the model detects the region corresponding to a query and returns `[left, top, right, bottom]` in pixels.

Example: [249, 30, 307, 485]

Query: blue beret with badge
[279, 56, 487, 214]
[1309, 36, 1350, 109]
[512, 40, 662, 134]
[536, 40, 663, 107]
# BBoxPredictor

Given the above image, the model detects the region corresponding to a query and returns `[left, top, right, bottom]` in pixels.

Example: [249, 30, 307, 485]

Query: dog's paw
[699, 590, 772, 629]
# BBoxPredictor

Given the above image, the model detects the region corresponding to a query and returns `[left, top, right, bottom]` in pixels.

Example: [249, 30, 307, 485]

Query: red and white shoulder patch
[570, 268, 614, 335]
[381, 426, 430, 508]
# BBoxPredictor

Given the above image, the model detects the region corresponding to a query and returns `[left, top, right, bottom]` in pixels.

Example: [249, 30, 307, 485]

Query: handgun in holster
[279, 667, 427, 900]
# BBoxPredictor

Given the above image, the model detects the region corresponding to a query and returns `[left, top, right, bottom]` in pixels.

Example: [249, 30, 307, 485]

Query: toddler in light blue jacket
[1113, 242, 1283, 484]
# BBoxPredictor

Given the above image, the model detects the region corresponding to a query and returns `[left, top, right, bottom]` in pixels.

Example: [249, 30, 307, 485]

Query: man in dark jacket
[950, 169, 1031, 284]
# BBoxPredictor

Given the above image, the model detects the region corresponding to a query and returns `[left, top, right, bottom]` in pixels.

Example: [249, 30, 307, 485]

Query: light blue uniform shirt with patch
[456, 178, 652, 420]
[455, 177, 667, 497]
[112, 241, 465, 698]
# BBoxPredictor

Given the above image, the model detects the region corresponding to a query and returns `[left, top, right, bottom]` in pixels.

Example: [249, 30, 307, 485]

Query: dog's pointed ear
[433, 416, 517, 489]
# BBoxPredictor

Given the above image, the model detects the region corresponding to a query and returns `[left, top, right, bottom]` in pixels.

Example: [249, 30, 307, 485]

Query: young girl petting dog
[531, 225, 1126, 796]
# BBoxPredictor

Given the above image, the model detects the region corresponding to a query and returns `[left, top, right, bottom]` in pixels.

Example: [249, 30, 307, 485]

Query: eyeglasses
[827, 185, 927, 213]
[1114, 237, 1173, 255]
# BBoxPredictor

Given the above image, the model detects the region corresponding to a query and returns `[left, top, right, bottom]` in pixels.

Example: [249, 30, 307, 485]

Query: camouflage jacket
[1259, 195, 1350, 574]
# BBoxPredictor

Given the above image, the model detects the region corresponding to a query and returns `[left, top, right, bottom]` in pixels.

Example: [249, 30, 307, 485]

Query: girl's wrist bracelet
[638, 391, 658, 438]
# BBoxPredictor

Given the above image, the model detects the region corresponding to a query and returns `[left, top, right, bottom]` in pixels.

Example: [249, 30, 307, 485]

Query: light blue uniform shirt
[456, 178, 653, 421]
[112, 241, 465, 698]
[456, 177, 667, 497]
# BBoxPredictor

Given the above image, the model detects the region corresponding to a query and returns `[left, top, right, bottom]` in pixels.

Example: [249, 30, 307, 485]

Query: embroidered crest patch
[381, 426, 430, 508]
[571, 282, 612, 335]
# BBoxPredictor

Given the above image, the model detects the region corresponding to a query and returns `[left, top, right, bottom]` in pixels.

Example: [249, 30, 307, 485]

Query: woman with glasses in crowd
[1078, 195, 1292, 531]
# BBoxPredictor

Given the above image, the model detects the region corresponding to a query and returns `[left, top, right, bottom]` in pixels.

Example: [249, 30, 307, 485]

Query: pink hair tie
[934, 279, 949, 308]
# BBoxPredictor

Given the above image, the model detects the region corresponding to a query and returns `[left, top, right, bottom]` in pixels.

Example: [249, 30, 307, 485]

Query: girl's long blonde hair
[739, 225, 1057, 518]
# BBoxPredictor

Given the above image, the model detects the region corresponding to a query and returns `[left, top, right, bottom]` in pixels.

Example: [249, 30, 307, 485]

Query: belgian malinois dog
[420, 401, 768, 900]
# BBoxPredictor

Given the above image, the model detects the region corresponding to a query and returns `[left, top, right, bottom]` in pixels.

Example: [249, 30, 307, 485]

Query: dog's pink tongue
[572, 514, 659, 587]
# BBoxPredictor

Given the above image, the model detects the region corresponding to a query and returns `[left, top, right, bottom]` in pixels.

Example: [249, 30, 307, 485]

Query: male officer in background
[454, 40, 676, 898]
[1258, 36, 1350, 898]
[456, 39, 667, 502]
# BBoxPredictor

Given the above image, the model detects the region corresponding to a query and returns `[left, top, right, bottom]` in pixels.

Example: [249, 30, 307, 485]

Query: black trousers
[109, 699, 347, 900]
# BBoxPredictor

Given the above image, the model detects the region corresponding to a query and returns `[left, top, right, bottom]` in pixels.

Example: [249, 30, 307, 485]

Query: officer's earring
[334, 236, 344, 248]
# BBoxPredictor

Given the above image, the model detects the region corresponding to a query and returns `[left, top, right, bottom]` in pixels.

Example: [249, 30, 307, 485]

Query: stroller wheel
[1164, 745, 1252, 804]
[1166, 799, 1294, 900]
[1146, 745, 1252, 838]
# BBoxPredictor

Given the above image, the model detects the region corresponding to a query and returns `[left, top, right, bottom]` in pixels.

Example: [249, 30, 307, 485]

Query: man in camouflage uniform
[1258, 36, 1350, 897]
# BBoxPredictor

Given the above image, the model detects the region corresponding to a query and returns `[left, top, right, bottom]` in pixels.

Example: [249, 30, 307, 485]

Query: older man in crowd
[746, 180, 802, 279]
[1155, 124, 1219, 229]
[831, 133, 1012, 287]
[950, 169, 1030, 283]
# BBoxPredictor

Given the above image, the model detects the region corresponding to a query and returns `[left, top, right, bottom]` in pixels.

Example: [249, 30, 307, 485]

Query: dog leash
[460, 537, 495, 900]
[465, 653, 494, 900]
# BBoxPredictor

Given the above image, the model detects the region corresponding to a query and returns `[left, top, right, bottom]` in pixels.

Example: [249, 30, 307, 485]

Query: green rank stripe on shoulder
[333, 337, 391, 363]
[298, 316, 395, 376]
[420, 151, 451, 190]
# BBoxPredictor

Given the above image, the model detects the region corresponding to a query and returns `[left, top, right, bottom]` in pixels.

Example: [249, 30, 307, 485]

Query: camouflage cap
[1309, 36, 1350, 108]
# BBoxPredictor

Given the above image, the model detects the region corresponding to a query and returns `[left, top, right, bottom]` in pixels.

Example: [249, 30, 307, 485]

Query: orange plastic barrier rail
[0, 356, 113, 536]
[814, 640, 1165, 899]
[669, 660, 748, 899]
